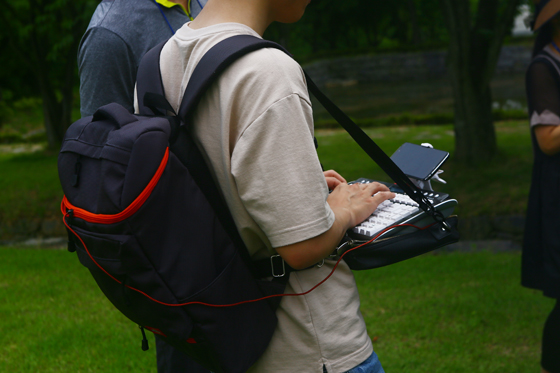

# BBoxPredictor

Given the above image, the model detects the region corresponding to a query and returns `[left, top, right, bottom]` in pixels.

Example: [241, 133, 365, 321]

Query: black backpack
[59, 35, 292, 373]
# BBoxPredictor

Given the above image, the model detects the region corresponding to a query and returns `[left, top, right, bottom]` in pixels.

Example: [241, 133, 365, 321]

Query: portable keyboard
[349, 178, 458, 240]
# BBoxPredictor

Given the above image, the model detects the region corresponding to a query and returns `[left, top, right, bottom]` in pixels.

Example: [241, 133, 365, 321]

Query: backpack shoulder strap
[136, 35, 288, 118]
[136, 40, 168, 116]
[136, 36, 293, 280]
[176, 35, 288, 120]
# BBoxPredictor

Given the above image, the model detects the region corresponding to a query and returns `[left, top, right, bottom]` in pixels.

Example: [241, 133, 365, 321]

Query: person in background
[139, 0, 397, 371]
[78, 0, 206, 117]
[78, 1, 211, 372]
[523, 1, 560, 372]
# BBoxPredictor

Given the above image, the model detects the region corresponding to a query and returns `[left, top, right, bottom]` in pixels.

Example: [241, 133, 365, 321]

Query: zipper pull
[65, 209, 76, 252]
[139, 326, 149, 351]
[72, 156, 82, 187]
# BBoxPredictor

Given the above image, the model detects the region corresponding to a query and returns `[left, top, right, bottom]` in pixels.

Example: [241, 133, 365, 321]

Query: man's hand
[327, 182, 395, 229]
[324, 169, 347, 190]
[275, 181, 395, 270]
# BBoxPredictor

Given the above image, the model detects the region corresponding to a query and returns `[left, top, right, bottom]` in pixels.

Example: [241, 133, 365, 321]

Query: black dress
[523, 47, 560, 300]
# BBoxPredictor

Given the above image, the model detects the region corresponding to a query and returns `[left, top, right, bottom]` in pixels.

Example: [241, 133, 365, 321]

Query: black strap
[303, 73, 439, 218]
[136, 41, 167, 116]
[136, 37, 272, 278]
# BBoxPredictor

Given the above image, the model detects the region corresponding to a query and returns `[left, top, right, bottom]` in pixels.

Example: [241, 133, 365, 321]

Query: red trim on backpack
[186, 338, 197, 344]
[60, 147, 170, 224]
[144, 326, 167, 337]
[62, 214, 430, 309]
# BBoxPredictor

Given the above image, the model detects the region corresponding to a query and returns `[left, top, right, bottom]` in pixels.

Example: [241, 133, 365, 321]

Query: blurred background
[0, 0, 536, 245]
[0, 1, 554, 372]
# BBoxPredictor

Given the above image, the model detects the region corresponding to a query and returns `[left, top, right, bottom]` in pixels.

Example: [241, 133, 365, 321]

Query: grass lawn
[0, 247, 158, 372]
[0, 247, 552, 372]
[357, 251, 552, 372]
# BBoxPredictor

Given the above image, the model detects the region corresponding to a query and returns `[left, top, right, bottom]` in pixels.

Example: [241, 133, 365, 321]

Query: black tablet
[390, 142, 449, 181]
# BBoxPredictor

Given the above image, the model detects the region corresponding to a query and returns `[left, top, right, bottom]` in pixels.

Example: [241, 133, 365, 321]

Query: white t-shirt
[153, 22, 373, 373]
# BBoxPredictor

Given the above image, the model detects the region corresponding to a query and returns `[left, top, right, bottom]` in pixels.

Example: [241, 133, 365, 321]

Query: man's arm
[78, 27, 137, 117]
[276, 182, 394, 269]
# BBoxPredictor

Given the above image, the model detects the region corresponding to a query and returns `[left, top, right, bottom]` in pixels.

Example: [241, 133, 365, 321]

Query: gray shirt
[78, 0, 206, 117]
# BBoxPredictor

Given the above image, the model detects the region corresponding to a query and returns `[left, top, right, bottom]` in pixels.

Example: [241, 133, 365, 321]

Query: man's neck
[188, 0, 272, 36]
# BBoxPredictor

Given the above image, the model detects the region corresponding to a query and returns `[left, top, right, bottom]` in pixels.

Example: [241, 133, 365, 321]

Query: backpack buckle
[270, 255, 286, 278]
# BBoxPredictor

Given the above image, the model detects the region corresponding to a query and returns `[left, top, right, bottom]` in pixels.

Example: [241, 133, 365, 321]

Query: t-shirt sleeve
[231, 94, 335, 248]
[527, 60, 560, 127]
[78, 27, 136, 117]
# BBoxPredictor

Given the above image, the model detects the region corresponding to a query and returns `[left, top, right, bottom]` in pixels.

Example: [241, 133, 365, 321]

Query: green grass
[355, 251, 552, 372]
[314, 109, 527, 129]
[0, 150, 62, 223]
[0, 247, 552, 372]
[0, 247, 158, 372]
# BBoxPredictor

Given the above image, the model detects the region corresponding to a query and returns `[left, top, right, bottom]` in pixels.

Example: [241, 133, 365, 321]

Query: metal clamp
[329, 239, 357, 260]
[429, 208, 452, 232]
[270, 255, 286, 278]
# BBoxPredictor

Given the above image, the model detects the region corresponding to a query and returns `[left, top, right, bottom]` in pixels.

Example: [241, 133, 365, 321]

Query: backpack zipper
[61, 147, 169, 224]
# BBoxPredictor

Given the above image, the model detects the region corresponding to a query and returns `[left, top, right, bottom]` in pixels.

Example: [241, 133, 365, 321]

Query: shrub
[0, 131, 23, 144]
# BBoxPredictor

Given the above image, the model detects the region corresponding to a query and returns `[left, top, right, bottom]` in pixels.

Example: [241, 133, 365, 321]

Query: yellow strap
[155, 0, 191, 19]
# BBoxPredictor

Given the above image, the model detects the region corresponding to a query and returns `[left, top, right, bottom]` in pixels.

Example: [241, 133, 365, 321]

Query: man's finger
[323, 170, 347, 184]
[372, 191, 396, 203]
[325, 177, 343, 190]
[365, 181, 391, 194]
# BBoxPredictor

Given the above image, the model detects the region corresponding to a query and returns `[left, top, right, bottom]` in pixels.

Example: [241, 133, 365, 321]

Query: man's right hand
[275, 182, 395, 270]
[327, 182, 395, 230]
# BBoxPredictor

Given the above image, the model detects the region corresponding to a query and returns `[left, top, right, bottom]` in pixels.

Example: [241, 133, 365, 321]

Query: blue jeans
[324, 351, 385, 373]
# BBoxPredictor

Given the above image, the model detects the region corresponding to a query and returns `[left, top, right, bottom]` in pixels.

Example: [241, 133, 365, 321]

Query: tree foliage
[265, 0, 448, 60]
[0, 0, 97, 148]
[0, 0, 526, 165]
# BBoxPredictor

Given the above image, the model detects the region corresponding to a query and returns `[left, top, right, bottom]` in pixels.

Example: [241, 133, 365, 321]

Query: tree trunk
[448, 68, 496, 162]
[39, 75, 75, 150]
[440, 0, 520, 164]
[407, 0, 423, 45]
[40, 81, 63, 150]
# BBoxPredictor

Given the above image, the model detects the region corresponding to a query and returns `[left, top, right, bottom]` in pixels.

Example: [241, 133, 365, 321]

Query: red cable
[63, 215, 434, 308]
